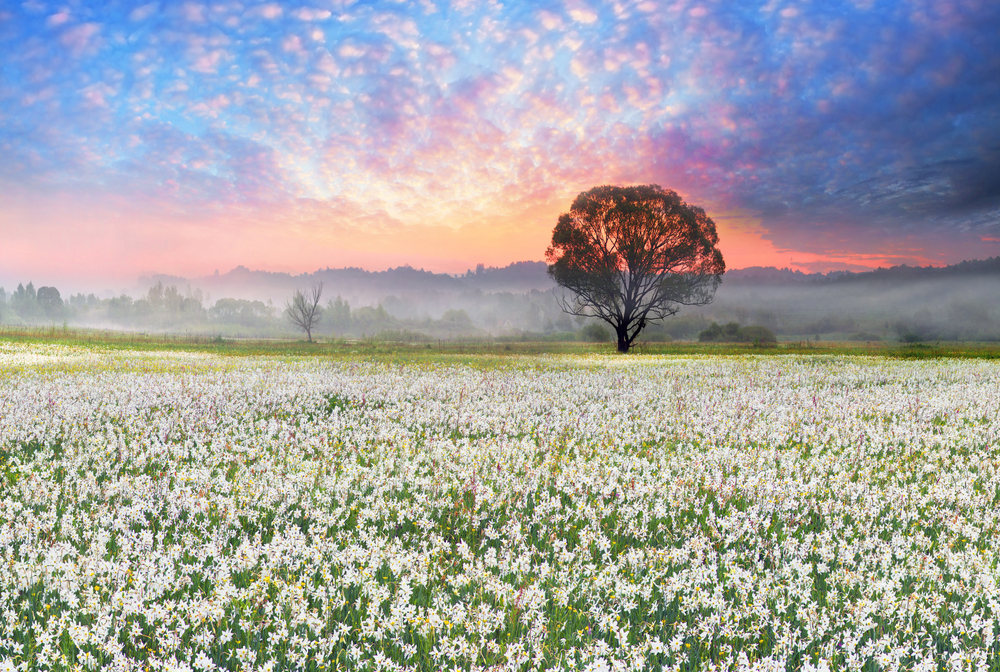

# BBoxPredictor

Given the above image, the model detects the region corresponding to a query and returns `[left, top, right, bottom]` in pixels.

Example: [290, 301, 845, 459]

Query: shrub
[698, 323, 723, 342]
[581, 323, 612, 342]
[699, 322, 776, 345]
[736, 325, 777, 345]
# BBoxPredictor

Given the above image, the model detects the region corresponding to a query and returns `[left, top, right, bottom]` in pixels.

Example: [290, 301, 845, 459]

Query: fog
[1, 259, 998, 343]
[703, 264, 1000, 342]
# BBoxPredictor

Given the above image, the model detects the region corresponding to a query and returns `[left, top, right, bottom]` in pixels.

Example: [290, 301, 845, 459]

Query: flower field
[1, 343, 1000, 672]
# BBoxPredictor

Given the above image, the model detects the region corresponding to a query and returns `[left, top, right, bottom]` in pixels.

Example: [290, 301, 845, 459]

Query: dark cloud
[702, 0, 1000, 253]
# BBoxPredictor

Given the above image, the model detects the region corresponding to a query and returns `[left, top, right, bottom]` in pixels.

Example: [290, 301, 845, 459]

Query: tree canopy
[546, 184, 725, 352]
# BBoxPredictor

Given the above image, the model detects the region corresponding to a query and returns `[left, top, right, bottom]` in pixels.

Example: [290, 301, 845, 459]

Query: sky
[1, 0, 999, 288]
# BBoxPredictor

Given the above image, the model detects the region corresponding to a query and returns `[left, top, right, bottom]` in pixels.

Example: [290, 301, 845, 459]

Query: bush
[735, 325, 777, 345]
[698, 322, 776, 345]
[847, 332, 882, 341]
[661, 314, 711, 339]
[580, 323, 612, 343]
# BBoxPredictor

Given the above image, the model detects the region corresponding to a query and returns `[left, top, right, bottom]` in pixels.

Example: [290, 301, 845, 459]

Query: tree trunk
[616, 325, 630, 353]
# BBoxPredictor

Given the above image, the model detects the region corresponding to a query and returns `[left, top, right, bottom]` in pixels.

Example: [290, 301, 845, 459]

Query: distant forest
[2, 257, 998, 342]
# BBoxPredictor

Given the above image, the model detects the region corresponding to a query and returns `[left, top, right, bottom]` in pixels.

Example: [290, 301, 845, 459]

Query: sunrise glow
[1, 0, 998, 285]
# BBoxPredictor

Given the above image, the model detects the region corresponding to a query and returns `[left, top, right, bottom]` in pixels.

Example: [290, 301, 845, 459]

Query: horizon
[2, 1, 999, 285]
[5, 255, 999, 303]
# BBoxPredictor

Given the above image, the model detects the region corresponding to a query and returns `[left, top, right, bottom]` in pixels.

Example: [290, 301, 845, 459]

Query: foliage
[580, 322, 612, 342]
[35, 286, 64, 318]
[546, 184, 725, 353]
[699, 321, 777, 345]
[351, 304, 396, 335]
[210, 297, 276, 325]
[3, 346, 1000, 670]
[440, 308, 473, 329]
[326, 295, 352, 333]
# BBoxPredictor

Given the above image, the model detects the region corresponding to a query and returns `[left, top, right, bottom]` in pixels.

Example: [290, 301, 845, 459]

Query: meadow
[1, 340, 999, 672]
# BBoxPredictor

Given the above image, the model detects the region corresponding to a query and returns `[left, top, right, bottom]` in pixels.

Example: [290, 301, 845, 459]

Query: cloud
[20, 0, 46, 15]
[293, 7, 332, 21]
[2, 0, 999, 279]
[179, 2, 206, 23]
[45, 11, 70, 27]
[80, 82, 117, 108]
[129, 3, 159, 22]
[59, 22, 101, 56]
[247, 3, 284, 20]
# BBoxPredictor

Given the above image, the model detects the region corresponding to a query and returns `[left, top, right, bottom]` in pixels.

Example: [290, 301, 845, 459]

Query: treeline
[6, 253, 997, 342]
[891, 304, 999, 343]
[724, 256, 1000, 286]
[0, 281, 221, 329]
[0, 282, 72, 321]
[0, 280, 617, 341]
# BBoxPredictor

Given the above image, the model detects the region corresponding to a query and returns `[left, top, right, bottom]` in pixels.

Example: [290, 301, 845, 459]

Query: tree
[286, 282, 324, 342]
[546, 184, 725, 353]
[326, 295, 352, 332]
[36, 286, 64, 318]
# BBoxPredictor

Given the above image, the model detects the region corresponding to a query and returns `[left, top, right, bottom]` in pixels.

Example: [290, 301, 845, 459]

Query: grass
[2, 325, 1000, 361]
[3, 343, 1000, 670]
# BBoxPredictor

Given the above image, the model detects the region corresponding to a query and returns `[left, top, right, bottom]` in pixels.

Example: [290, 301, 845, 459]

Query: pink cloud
[314, 51, 340, 76]
[21, 86, 56, 106]
[538, 11, 563, 31]
[189, 94, 231, 118]
[293, 7, 332, 21]
[179, 2, 206, 23]
[129, 3, 158, 22]
[190, 49, 226, 73]
[338, 43, 366, 58]
[80, 82, 117, 108]
[282, 35, 307, 56]
[59, 23, 101, 56]
[565, 2, 598, 25]
[46, 11, 71, 27]
[248, 3, 284, 20]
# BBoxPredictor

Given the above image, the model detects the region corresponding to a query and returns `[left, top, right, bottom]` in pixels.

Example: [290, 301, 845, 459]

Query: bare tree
[546, 184, 725, 353]
[286, 282, 324, 342]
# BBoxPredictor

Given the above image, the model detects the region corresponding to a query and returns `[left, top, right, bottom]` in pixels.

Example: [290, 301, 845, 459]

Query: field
[1, 341, 1000, 672]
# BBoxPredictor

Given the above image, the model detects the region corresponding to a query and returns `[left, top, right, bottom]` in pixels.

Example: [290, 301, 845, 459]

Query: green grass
[4, 343, 1000, 670]
[2, 325, 1000, 361]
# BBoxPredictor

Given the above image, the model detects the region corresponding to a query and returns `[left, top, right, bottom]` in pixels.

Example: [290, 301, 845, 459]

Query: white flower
[587, 657, 610, 672]
[192, 651, 215, 671]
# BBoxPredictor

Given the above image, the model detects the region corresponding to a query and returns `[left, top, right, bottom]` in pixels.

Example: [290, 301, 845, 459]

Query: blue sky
[1, 0, 998, 283]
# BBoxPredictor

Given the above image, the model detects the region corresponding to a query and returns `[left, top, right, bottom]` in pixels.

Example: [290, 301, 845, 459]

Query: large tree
[286, 282, 324, 342]
[36, 286, 64, 318]
[546, 184, 725, 353]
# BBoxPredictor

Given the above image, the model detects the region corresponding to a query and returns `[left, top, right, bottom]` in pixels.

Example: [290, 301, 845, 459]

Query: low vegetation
[697, 322, 778, 346]
[2, 342, 1000, 671]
